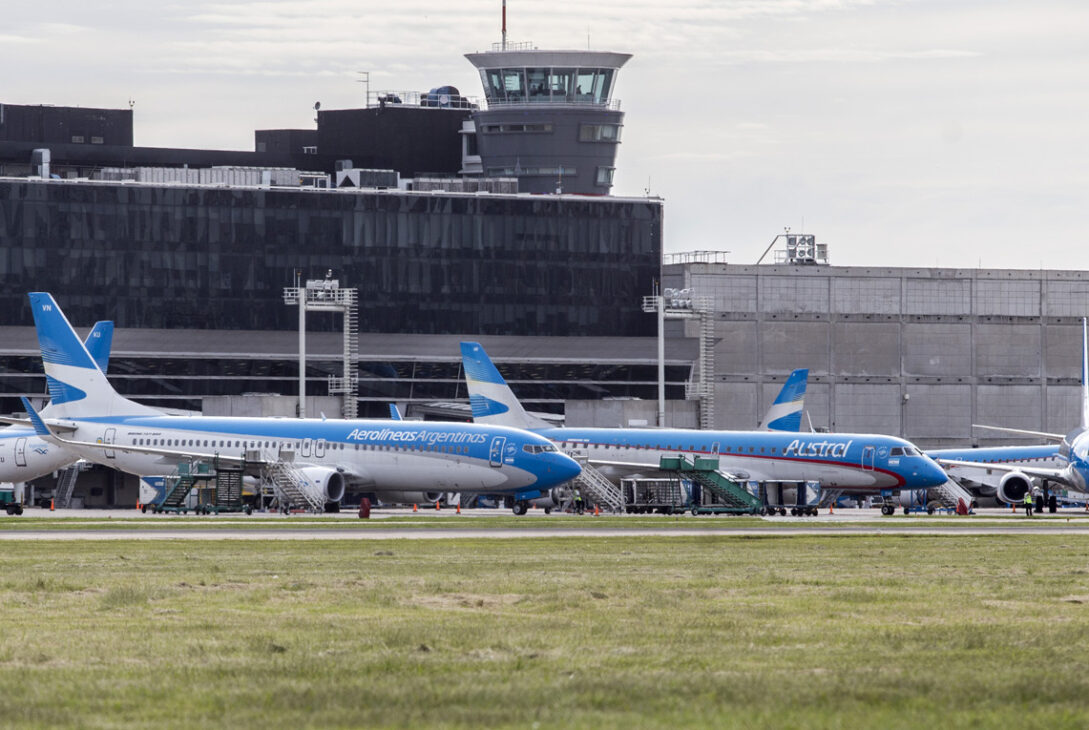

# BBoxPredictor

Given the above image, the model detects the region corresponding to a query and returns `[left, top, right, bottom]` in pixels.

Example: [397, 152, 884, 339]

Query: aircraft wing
[21, 397, 259, 468]
[0, 416, 78, 432]
[972, 424, 1065, 442]
[936, 458, 1075, 488]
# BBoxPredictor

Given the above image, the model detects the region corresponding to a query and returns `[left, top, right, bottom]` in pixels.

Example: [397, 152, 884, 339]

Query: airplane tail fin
[1082, 318, 1088, 431]
[759, 368, 809, 431]
[28, 293, 158, 419]
[85, 321, 114, 374]
[459, 342, 550, 429]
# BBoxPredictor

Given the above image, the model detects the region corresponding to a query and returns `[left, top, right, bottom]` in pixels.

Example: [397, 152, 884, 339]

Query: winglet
[85, 321, 114, 374]
[20, 397, 52, 439]
[389, 404, 403, 420]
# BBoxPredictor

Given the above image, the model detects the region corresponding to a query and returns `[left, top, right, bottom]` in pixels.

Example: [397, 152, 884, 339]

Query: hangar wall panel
[902, 323, 972, 376]
[832, 322, 899, 375]
[713, 320, 757, 374]
[833, 383, 900, 435]
[1044, 281, 1089, 317]
[977, 386, 1042, 431]
[1046, 386, 1080, 433]
[760, 321, 829, 374]
[714, 382, 758, 430]
[831, 277, 901, 315]
[758, 277, 829, 314]
[1045, 325, 1081, 379]
[904, 278, 970, 315]
[903, 385, 972, 439]
[974, 280, 1040, 317]
[975, 324, 1040, 377]
[691, 274, 756, 313]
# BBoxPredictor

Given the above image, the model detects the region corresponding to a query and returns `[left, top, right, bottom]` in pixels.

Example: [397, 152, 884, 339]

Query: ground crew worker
[573, 488, 585, 515]
[1024, 489, 1034, 517]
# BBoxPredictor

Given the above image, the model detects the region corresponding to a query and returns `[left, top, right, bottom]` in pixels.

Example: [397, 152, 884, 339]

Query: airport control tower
[465, 42, 630, 195]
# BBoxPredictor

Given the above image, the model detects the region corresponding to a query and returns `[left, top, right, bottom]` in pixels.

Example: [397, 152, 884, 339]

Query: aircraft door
[862, 445, 875, 471]
[301, 438, 312, 458]
[316, 439, 326, 458]
[15, 438, 26, 467]
[104, 428, 117, 459]
[489, 436, 506, 468]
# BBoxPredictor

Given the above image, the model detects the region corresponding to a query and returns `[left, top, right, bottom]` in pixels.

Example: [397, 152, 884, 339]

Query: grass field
[2, 534, 1089, 728]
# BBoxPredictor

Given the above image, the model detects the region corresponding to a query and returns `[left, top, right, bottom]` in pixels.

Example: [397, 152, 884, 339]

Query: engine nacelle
[297, 466, 346, 503]
[529, 487, 565, 510]
[372, 490, 443, 506]
[996, 471, 1034, 504]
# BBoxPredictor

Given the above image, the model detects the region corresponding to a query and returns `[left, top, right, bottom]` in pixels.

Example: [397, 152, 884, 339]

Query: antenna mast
[502, 0, 507, 50]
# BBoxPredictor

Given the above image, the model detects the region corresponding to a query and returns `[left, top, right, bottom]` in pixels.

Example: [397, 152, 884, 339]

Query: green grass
[2, 535, 1089, 728]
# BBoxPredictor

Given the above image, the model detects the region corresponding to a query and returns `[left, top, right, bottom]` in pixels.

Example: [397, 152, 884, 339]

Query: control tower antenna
[502, 0, 507, 51]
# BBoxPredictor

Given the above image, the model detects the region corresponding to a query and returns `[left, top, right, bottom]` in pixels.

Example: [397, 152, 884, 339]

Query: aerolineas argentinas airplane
[0, 320, 113, 514]
[460, 342, 948, 511]
[22, 293, 581, 512]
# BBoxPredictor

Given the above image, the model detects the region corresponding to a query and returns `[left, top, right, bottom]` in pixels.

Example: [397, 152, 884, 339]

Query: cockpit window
[890, 447, 904, 456]
[523, 443, 558, 454]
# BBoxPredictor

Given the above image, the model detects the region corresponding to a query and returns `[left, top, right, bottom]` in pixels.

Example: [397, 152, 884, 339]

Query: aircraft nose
[541, 452, 582, 487]
[922, 456, 949, 487]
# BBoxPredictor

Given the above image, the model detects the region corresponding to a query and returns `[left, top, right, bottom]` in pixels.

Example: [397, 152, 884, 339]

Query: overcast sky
[4, 0, 1088, 269]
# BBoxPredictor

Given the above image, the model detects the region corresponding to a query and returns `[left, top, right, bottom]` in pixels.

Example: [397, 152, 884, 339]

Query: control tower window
[576, 69, 597, 101]
[593, 69, 614, 103]
[549, 69, 574, 100]
[484, 70, 504, 100]
[501, 69, 526, 101]
[526, 68, 549, 100]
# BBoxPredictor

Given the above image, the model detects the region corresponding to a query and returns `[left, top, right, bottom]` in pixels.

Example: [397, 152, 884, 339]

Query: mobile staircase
[265, 461, 325, 513]
[152, 462, 215, 514]
[659, 455, 763, 515]
[567, 454, 624, 513]
[901, 479, 975, 515]
[53, 461, 91, 509]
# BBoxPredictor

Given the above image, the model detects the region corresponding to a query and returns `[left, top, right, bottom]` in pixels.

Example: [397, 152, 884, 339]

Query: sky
[4, 0, 1089, 269]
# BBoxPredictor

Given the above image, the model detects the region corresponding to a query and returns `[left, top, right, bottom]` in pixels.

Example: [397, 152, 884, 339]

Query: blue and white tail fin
[389, 403, 403, 420]
[28, 293, 159, 419]
[758, 368, 809, 431]
[460, 342, 550, 429]
[1082, 318, 1088, 431]
[84, 321, 114, 374]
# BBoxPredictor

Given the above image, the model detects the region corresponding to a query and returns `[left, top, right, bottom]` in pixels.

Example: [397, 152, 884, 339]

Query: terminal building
[0, 41, 1084, 507]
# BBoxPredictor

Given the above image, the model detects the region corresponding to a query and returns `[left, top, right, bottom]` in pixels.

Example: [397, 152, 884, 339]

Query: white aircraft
[21, 293, 581, 512]
[0, 320, 113, 514]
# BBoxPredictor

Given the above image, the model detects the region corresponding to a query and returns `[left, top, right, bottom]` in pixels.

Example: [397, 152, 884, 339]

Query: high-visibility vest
[1024, 493, 1033, 504]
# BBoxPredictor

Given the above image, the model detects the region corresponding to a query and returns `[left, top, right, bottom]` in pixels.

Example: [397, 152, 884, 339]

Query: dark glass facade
[0, 179, 661, 336]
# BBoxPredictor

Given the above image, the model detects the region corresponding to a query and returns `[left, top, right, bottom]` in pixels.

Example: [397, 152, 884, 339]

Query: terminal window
[579, 124, 622, 142]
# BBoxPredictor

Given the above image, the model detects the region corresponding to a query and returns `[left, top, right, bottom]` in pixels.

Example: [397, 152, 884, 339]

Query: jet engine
[528, 487, 566, 511]
[996, 471, 1034, 504]
[297, 466, 346, 503]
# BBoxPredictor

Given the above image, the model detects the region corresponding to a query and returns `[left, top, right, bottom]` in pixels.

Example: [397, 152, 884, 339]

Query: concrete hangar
[0, 40, 1083, 506]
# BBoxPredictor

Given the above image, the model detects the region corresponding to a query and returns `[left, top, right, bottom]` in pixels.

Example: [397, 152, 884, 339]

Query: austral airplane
[21, 293, 581, 513]
[460, 342, 948, 515]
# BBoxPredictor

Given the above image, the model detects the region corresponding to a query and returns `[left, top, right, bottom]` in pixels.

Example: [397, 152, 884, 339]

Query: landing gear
[512, 501, 528, 516]
[5, 503, 22, 516]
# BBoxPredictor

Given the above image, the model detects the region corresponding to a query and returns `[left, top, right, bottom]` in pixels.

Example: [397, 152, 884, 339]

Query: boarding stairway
[266, 461, 325, 512]
[156, 462, 215, 512]
[928, 478, 975, 510]
[818, 489, 844, 508]
[660, 456, 763, 514]
[53, 461, 91, 509]
[567, 454, 624, 513]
